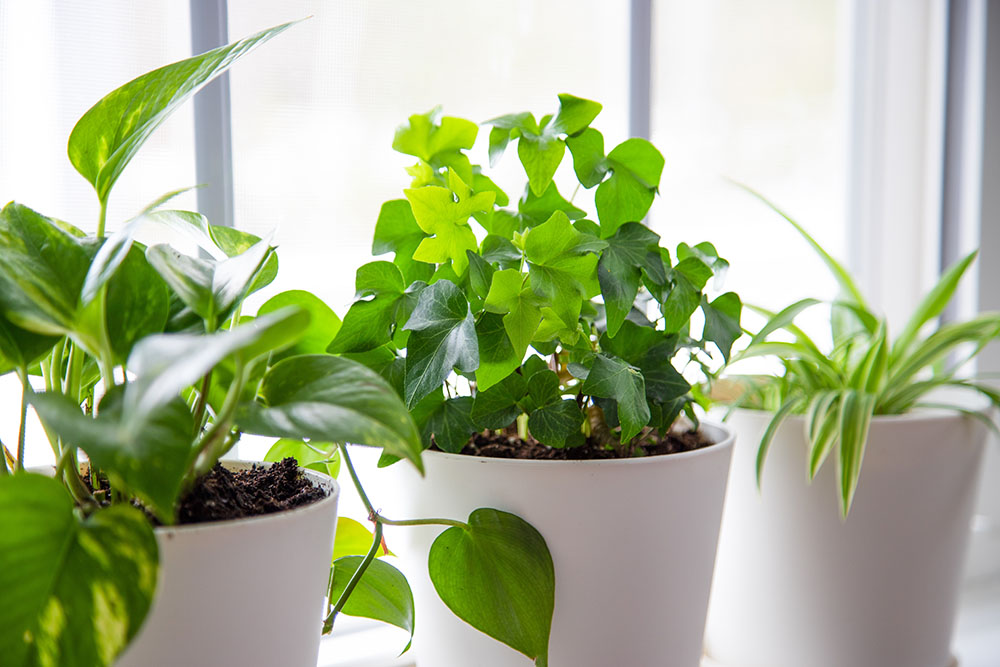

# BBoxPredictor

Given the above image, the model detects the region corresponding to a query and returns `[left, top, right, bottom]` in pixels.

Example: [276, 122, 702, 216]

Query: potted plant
[329, 95, 742, 666]
[704, 188, 1000, 667]
[0, 22, 555, 667]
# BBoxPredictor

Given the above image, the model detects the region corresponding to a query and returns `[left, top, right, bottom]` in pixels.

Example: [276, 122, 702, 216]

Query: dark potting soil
[83, 457, 327, 525]
[450, 428, 712, 460]
[174, 457, 327, 525]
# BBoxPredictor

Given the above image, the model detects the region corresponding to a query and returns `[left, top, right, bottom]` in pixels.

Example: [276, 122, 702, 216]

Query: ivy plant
[0, 22, 554, 667]
[727, 186, 1000, 517]
[332, 95, 741, 461]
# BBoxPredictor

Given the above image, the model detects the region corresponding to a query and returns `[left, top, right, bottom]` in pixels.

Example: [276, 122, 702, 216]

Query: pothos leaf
[429, 509, 554, 667]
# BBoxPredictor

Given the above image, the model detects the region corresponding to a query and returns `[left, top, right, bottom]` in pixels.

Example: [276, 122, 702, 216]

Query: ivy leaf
[517, 369, 561, 414]
[238, 354, 424, 473]
[68, 21, 296, 206]
[595, 138, 665, 237]
[485, 269, 543, 363]
[517, 137, 566, 197]
[467, 250, 495, 302]
[480, 235, 522, 267]
[523, 212, 600, 330]
[581, 354, 650, 443]
[328, 262, 406, 354]
[0, 475, 158, 667]
[702, 292, 743, 362]
[402, 280, 478, 408]
[393, 109, 478, 182]
[659, 258, 712, 333]
[429, 509, 554, 667]
[472, 372, 528, 429]
[331, 556, 414, 654]
[475, 312, 522, 392]
[565, 127, 608, 188]
[529, 399, 585, 448]
[597, 222, 661, 337]
[547, 93, 602, 136]
[404, 171, 495, 273]
[421, 396, 476, 453]
[519, 182, 586, 225]
[371, 199, 432, 284]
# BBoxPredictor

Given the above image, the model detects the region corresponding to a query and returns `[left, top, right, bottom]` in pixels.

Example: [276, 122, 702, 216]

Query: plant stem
[322, 521, 383, 634]
[191, 371, 213, 437]
[516, 412, 529, 440]
[0, 438, 9, 475]
[16, 366, 29, 471]
[97, 198, 108, 239]
[185, 359, 246, 484]
[339, 445, 467, 530]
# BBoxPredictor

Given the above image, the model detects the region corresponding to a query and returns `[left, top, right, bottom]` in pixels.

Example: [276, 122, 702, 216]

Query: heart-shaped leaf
[429, 509, 554, 667]
[0, 474, 158, 667]
[238, 354, 424, 473]
[125, 307, 308, 432]
[68, 21, 297, 206]
[258, 290, 341, 360]
[330, 556, 415, 653]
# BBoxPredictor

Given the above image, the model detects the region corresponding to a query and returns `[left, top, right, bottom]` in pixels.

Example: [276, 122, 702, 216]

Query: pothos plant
[0, 22, 554, 667]
[330, 96, 743, 461]
[726, 186, 1000, 517]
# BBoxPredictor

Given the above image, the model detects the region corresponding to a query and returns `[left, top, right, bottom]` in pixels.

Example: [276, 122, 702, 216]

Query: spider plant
[730, 187, 1000, 517]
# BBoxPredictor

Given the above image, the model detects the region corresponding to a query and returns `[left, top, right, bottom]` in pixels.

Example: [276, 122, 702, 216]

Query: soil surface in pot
[85, 457, 327, 525]
[446, 428, 711, 460]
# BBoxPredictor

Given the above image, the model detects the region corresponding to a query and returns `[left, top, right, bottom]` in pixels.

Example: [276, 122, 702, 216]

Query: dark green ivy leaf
[702, 292, 743, 362]
[597, 222, 661, 337]
[421, 396, 476, 453]
[402, 280, 479, 408]
[529, 399, 585, 448]
[581, 354, 650, 443]
[472, 372, 528, 429]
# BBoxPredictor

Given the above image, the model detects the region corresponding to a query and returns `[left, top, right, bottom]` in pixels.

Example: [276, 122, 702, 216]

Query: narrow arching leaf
[429, 509, 554, 666]
[755, 396, 803, 488]
[68, 21, 297, 205]
[402, 280, 478, 408]
[749, 298, 821, 346]
[735, 182, 868, 309]
[238, 354, 424, 473]
[836, 390, 876, 517]
[891, 249, 978, 362]
[0, 474, 158, 667]
[331, 556, 415, 652]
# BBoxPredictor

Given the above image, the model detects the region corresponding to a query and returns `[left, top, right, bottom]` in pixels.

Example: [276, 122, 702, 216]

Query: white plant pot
[372, 421, 735, 667]
[705, 409, 988, 667]
[116, 461, 340, 667]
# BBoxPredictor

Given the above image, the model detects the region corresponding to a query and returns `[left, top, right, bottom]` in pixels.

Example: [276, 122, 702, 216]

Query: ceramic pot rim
[407, 419, 735, 469]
